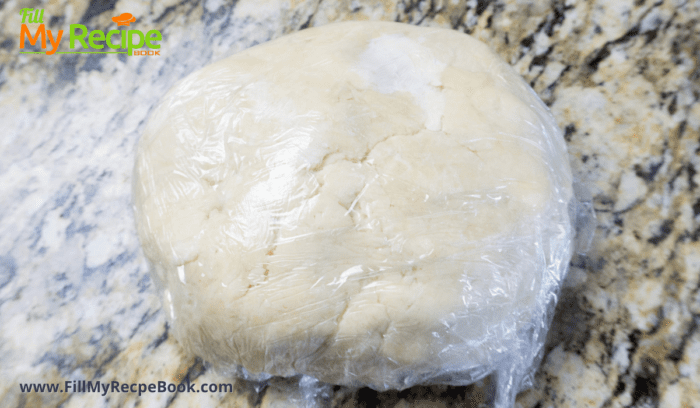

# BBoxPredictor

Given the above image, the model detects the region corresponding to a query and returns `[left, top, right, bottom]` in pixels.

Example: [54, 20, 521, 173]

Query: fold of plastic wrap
[133, 21, 591, 407]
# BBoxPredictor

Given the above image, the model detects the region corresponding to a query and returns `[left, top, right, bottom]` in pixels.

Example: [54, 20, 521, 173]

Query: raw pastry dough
[133, 21, 573, 389]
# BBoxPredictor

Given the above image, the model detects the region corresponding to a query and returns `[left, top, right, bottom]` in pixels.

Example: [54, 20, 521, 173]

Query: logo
[19, 8, 162, 56]
[112, 13, 136, 26]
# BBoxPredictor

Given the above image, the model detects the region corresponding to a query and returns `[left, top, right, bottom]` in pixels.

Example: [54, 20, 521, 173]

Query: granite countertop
[1, 0, 699, 407]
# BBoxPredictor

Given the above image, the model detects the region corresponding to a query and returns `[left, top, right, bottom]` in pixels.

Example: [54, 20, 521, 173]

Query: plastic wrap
[132, 21, 590, 407]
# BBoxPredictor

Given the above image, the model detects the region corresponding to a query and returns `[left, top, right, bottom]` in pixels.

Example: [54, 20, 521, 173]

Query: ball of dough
[133, 21, 573, 389]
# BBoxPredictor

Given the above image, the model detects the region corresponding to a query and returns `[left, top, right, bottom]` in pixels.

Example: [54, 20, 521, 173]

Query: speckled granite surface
[1, 0, 699, 407]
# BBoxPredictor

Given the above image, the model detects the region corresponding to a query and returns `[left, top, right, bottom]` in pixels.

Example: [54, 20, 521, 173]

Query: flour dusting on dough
[355, 34, 446, 131]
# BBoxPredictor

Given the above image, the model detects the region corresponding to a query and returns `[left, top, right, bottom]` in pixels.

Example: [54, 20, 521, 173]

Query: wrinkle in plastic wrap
[132, 21, 592, 407]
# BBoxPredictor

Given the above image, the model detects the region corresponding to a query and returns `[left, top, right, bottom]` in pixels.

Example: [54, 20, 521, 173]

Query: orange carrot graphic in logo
[112, 13, 136, 26]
